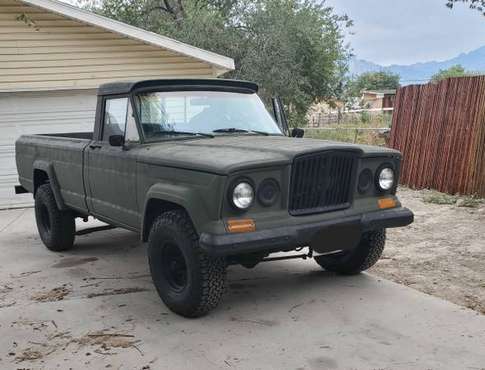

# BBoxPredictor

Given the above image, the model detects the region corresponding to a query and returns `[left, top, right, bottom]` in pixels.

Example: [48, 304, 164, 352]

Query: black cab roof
[97, 79, 259, 96]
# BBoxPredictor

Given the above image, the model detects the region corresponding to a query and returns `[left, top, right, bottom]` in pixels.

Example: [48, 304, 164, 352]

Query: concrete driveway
[1, 209, 484, 370]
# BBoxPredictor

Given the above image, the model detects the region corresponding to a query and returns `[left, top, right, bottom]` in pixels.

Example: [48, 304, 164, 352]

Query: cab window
[102, 97, 139, 143]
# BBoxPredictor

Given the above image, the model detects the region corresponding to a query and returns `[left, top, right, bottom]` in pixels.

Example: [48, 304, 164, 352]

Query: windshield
[133, 91, 282, 140]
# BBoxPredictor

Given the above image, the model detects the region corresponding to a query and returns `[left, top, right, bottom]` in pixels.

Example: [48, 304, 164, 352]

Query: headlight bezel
[228, 178, 255, 211]
[375, 163, 396, 192]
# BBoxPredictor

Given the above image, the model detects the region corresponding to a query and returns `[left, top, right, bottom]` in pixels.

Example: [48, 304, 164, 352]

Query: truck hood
[136, 135, 400, 175]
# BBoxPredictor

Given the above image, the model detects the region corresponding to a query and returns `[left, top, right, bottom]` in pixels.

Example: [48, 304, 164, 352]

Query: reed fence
[389, 76, 485, 196]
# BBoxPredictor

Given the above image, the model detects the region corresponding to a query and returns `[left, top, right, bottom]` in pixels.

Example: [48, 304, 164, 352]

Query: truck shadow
[61, 226, 371, 316]
[222, 263, 373, 313]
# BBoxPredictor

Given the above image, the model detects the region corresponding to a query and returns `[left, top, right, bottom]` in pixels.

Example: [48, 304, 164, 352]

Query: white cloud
[325, 0, 485, 65]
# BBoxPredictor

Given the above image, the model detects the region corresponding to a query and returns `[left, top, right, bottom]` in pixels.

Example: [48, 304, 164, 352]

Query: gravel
[371, 187, 485, 314]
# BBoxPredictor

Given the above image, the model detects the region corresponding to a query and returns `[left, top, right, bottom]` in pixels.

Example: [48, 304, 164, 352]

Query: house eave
[19, 0, 235, 73]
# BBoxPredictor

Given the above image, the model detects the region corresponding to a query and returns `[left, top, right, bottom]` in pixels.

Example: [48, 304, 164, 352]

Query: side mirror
[109, 134, 124, 147]
[291, 128, 305, 138]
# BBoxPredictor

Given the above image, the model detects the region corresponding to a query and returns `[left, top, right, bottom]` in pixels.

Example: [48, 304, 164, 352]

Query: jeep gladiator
[15, 79, 413, 317]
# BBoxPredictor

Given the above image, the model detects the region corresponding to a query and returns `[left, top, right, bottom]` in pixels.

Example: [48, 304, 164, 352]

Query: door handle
[89, 144, 102, 150]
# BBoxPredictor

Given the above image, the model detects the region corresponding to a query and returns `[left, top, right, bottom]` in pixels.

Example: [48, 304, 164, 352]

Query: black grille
[289, 151, 356, 215]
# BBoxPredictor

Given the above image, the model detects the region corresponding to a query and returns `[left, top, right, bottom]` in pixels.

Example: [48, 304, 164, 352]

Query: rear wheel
[34, 184, 75, 252]
[315, 229, 386, 275]
[148, 210, 226, 318]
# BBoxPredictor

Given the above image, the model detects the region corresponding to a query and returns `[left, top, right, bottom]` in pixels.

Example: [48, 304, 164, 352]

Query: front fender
[141, 179, 224, 239]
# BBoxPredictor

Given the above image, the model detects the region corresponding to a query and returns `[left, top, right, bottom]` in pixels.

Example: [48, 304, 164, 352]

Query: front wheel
[148, 210, 226, 318]
[315, 229, 386, 275]
[34, 184, 75, 252]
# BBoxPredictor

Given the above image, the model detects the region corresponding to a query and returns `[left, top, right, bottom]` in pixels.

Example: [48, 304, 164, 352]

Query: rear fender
[33, 160, 66, 210]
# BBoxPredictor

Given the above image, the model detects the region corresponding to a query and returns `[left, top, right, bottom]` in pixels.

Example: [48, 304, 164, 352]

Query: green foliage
[456, 197, 483, 208]
[422, 190, 484, 207]
[346, 71, 400, 98]
[423, 192, 457, 205]
[359, 111, 371, 124]
[84, 0, 352, 127]
[430, 64, 471, 82]
[446, 0, 485, 16]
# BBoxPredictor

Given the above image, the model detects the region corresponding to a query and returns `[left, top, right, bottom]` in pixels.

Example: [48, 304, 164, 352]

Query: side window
[103, 98, 128, 141]
[102, 97, 139, 143]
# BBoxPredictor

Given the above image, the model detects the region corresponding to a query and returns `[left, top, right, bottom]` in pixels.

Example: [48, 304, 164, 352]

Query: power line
[400, 79, 432, 83]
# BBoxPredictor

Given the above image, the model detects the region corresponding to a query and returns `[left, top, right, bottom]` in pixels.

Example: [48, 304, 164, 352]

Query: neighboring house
[0, 0, 234, 208]
[361, 89, 396, 110]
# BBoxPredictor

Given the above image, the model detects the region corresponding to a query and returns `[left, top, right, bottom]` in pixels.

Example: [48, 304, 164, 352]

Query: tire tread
[148, 210, 226, 317]
[35, 184, 75, 251]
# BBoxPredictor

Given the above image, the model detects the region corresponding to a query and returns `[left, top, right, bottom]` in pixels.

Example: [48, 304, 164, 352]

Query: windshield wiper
[248, 130, 270, 136]
[152, 131, 214, 138]
[212, 128, 270, 136]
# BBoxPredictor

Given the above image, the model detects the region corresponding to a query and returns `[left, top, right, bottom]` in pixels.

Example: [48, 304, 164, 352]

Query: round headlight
[257, 178, 280, 207]
[378, 167, 395, 191]
[232, 182, 254, 209]
[358, 169, 373, 194]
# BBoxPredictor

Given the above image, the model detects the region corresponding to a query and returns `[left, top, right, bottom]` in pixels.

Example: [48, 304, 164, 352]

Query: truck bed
[16, 132, 94, 213]
[37, 132, 93, 140]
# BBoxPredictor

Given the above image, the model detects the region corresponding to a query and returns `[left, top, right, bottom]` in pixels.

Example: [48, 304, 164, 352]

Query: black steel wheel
[148, 210, 226, 318]
[34, 183, 75, 252]
[160, 241, 188, 292]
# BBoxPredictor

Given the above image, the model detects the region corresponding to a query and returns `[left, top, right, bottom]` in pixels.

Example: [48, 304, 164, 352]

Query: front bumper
[199, 207, 413, 257]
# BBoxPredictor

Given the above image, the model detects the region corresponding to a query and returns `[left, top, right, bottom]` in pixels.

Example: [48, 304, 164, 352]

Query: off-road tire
[148, 210, 226, 318]
[34, 184, 75, 252]
[315, 229, 386, 275]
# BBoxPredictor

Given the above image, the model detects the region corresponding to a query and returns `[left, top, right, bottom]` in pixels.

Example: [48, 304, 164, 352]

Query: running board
[76, 225, 116, 236]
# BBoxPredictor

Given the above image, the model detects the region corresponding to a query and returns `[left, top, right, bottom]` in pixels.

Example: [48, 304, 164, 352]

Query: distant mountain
[349, 46, 485, 85]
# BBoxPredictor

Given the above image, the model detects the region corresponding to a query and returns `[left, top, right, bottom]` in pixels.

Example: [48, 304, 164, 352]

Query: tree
[83, 0, 351, 126]
[446, 0, 485, 16]
[346, 71, 400, 98]
[431, 65, 470, 82]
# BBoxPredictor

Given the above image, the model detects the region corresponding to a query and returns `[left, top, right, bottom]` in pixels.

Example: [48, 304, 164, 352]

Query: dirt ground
[371, 187, 485, 315]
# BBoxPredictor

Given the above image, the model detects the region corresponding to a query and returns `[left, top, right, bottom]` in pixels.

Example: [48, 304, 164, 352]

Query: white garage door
[0, 90, 97, 209]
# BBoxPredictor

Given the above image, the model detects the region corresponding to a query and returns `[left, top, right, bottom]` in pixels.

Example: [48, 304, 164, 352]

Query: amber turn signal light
[378, 197, 397, 209]
[226, 218, 256, 233]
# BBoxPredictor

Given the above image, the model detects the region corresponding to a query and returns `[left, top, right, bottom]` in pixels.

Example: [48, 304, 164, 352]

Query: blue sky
[325, 0, 485, 66]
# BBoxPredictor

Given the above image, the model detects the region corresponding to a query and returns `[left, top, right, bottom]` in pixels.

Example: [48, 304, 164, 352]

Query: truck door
[85, 96, 141, 228]
[271, 97, 290, 136]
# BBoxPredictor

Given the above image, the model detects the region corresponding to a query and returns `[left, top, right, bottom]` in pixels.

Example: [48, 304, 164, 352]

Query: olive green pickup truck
[15, 79, 413, 317]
